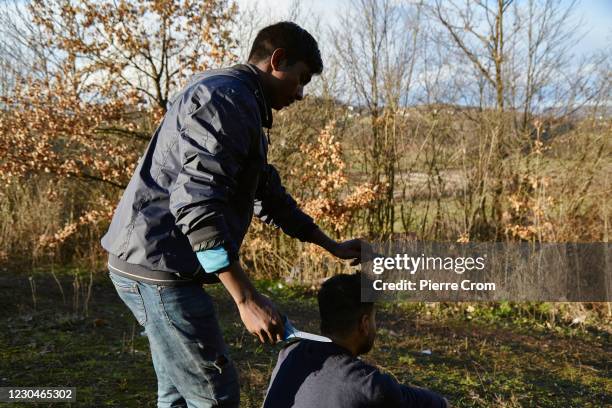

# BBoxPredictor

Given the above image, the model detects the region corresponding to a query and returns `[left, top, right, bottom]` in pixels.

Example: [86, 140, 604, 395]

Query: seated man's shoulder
[267, 341, 447, 408]
[287, 341, 403, 403]
[331, 354, 448, 408]
[341, 355, 405, 400]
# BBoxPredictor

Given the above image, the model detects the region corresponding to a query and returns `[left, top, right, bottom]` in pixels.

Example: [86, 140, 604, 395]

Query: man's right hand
[237, 293, 284, 344]
[217, 261, 284, 344]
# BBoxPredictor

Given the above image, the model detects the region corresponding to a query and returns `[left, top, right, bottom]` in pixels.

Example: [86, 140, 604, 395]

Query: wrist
[309, 227, 339, 254]
[217, 261, 258, 306]
[325, 240, 340, 256]
[235, 289, 257, 306]
[232, 277, 257, 306]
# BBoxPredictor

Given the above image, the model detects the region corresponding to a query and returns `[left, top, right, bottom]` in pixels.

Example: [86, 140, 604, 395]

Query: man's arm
[303, 227, 363, 265]
[169, 84, 257, 260]
[372, 369, 449, 408]
[254, 164, 365, 264]
[396, 384, 449, 408]
[253, 164, 317, 239]
[216, 261, 283, 344]
[168, 82, 283, 343]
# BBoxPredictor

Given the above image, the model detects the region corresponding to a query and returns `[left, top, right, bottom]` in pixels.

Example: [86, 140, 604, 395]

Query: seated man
[263, 273, 449, 408]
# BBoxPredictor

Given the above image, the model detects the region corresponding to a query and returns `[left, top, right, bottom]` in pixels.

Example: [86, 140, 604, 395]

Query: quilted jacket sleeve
[253, 163, 317, 241]
[169, 82, 259, 261]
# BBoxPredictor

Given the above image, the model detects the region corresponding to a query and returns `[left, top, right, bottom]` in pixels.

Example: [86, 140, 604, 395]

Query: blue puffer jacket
[101, 64, 316, 285]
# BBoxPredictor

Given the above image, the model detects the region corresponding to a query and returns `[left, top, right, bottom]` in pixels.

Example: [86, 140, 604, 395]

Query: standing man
[101, 22, 364, 407]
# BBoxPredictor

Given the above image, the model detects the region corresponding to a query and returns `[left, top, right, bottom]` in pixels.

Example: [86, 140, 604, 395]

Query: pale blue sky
[575, 0, 612, 52]
[236, 0, 611, 56]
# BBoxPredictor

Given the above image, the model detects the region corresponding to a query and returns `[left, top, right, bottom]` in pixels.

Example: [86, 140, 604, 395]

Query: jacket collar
[229, 63, 273, 129]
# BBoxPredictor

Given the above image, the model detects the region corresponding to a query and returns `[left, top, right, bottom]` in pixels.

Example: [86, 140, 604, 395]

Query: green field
[0, 269, 610, 407]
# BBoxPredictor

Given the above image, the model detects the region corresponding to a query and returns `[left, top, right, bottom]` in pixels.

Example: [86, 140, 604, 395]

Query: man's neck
[247, 62, 274, 105]
[243, 62, 273, 128]
[326, 334, 360, 357]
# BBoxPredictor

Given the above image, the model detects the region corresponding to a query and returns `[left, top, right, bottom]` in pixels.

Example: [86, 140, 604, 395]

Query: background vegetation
[0, 0, 610, 406]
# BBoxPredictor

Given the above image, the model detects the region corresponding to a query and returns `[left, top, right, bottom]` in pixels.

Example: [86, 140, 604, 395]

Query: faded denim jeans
[109, 271, 240, 408]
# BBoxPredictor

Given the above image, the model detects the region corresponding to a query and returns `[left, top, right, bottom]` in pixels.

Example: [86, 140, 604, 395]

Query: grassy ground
[0, 268, 610, 407]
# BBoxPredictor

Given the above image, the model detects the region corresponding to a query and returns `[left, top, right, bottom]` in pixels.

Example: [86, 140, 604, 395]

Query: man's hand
[330, 238, 366, 266]
[237, 293, 284, 344]
[306, 227, 368, 266]
[217, 261, 284, 344]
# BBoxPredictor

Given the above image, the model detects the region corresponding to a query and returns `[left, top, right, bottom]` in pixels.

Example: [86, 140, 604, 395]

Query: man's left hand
[330, 239, 366, 266]
[306, 227, 368, 266]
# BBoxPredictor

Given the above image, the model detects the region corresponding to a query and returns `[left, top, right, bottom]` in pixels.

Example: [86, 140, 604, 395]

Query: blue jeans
[109, 271, 240, 408]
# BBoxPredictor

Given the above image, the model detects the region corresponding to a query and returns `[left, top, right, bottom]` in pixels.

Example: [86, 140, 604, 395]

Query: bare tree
[424, 0, 607, 239]
[0, 1, 64, 101]
[330, 0, 422, 236]
[24, 0, 237, 112]
[431, 0, 520, 113]
[232, 1, 268, 62]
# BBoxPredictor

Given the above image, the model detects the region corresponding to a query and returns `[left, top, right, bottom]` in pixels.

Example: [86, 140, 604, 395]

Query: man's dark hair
[318, 273, 374, 336]
[248, 21, 323, 75]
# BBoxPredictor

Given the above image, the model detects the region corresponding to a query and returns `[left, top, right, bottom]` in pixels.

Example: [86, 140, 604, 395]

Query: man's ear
[358, 313, 370, 335]
[270, 48, 287, 71]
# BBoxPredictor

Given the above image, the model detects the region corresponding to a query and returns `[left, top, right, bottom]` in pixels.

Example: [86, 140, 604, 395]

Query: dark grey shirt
[263, 340, 448, 408]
